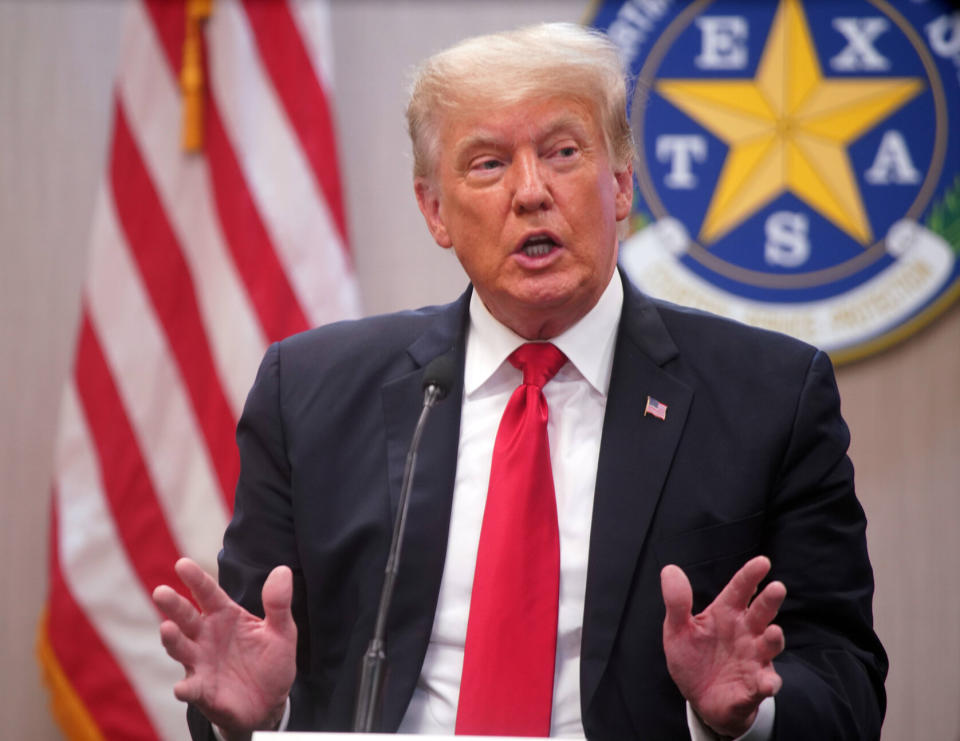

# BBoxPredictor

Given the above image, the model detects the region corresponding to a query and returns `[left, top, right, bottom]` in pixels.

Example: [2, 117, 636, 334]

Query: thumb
[261, 565, 295, 634]
[661, 564, 693, 631]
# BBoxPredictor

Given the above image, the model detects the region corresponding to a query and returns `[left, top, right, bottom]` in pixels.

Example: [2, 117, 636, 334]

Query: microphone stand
[352, 380, 445, 732]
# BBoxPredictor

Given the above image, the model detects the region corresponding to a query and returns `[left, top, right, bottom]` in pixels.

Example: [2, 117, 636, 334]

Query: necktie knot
[509, 342, 567, 389]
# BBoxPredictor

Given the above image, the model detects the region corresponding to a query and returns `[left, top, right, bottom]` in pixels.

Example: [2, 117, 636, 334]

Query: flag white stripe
[209, 0, 362, 328]
[289, 0, 337, 92]
[86, 184, 228, 571]
[119, 1, 267, 417]
[55, 383, 187, 741]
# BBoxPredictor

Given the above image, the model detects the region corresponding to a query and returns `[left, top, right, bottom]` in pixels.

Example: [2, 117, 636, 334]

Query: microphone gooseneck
[352, 354, 454, 732]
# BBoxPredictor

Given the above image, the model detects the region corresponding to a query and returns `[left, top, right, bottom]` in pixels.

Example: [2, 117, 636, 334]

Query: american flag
[644, 395, 668, 421]
[36, 1, 360, 738]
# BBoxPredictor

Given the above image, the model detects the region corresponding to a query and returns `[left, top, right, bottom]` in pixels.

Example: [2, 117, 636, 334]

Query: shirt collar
[464, 271, 623, 396]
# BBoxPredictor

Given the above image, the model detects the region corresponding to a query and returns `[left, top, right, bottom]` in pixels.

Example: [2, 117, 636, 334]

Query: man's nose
[511, 152, 553, 213]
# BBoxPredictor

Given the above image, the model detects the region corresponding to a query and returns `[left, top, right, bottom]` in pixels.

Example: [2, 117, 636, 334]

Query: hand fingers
[715, 555, 772, 612]
[756, 665, 783, 697]
[660, 564, 693, 631]
[158, 619, 198, 668]
[152, 584, 203, 639]
[173, 674, 203, 705]
[744, 580, 787, 634]
[174, 557, 232, 614]
[262, 565, 296, 636]
[758, 623, 785, 663]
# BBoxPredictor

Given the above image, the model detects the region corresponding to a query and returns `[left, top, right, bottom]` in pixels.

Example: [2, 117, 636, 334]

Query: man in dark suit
[153, 22, 887, 740]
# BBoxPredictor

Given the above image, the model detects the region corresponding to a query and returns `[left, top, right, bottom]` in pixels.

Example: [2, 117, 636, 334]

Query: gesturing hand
[152, 558, 297, 738]
[661, 555, 786, 738]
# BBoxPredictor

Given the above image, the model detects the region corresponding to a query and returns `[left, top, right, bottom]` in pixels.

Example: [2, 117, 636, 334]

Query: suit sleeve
[218, 342, 302, 613]
[765, 350, 888, 739]
[187, 342, 314, 738]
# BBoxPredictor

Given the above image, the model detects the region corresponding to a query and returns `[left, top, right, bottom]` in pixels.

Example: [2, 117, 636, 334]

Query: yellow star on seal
[656, 0, 924, 246]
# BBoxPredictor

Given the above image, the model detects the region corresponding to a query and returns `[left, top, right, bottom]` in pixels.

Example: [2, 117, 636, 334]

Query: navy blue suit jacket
[190, 275, 887, 739]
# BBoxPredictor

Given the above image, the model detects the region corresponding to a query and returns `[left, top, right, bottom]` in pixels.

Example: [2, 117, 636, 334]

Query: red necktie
[456, 342, 567, 737]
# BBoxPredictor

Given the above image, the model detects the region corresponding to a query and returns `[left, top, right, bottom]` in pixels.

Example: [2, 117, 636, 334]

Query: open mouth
[520, 233, 559, 257]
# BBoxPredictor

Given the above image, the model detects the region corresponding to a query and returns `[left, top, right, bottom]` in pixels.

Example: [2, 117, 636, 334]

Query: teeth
[524, 243, 552, 257]
[522, 235, 556, 257]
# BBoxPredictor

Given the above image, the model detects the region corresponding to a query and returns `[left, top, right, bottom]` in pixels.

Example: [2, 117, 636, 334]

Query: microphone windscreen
[422, 353, 456, 400]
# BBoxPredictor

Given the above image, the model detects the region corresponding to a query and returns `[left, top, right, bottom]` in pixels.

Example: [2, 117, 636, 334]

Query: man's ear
[614, 163, 634, 222]
[415, 178, 453, 248]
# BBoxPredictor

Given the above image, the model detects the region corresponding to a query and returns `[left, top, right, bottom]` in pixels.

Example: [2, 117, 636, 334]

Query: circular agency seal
[591, 0, 960, 363]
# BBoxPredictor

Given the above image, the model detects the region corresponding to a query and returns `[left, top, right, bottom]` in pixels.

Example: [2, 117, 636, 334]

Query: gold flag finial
[181, 0, 214, 153]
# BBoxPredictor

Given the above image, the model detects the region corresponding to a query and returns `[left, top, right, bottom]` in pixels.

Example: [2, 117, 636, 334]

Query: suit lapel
[378, 290, 470, 730]
[580, 278, 693, 710]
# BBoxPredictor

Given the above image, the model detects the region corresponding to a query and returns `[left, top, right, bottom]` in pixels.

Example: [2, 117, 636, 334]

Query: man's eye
[558, 146, 578, 157]
[474, 159, 502, 171]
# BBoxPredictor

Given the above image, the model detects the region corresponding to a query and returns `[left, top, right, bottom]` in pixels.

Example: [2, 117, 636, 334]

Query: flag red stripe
[75, 313, 184, 594]
[47, 503, 159, 741]
[143, 0, 184, 76]
[204, 93, 311, 342]
[241, 0, 351, 250]
[110, 102, 238, 508]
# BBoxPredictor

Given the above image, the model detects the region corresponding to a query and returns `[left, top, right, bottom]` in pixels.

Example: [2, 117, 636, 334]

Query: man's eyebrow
[539, 115, 590, 141]
[454, 130, 506, 159]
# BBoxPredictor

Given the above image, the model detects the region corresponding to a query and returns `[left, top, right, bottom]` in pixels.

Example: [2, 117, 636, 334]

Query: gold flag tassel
[181, 0, 214, 153]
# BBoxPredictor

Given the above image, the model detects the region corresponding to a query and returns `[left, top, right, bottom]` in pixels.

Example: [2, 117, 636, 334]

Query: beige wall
[1, 1, 957, 739]
[839, 307, 960, 739]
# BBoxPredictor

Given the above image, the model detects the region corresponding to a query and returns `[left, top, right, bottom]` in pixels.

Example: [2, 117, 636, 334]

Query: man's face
[415, 95, 633, 339]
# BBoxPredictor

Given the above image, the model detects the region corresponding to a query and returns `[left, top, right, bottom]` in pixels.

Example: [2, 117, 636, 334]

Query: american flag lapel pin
[644, 395, 668, 421]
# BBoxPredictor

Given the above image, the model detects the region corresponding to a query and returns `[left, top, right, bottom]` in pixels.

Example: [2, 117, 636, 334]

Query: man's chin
[491, 286, 596, 339]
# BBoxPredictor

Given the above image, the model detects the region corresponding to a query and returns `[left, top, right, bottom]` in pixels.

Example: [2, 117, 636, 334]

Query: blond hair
[406, 22, 636, 179]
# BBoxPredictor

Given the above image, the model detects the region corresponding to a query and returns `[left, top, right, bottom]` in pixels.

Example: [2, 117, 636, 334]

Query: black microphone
[422, 351, 455, 403]
[353, 354, 455, 732]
